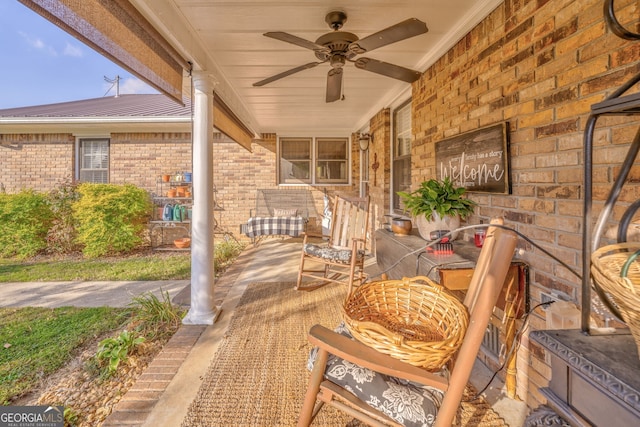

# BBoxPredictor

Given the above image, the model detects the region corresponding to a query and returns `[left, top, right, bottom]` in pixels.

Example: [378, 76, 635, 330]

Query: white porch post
[183, 71, 219, 325]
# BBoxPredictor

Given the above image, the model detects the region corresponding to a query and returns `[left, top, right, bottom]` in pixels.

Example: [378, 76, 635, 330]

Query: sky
[0, 1, 158, 110]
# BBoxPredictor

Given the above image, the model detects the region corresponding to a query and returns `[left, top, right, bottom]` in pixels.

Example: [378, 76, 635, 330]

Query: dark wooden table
[374, 228, 479, 282]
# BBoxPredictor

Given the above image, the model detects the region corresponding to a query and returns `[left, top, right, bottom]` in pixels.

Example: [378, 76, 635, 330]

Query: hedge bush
[0, 190, 54, 258]
[46, 177, 80, 255]
[73, 183, 152, 258]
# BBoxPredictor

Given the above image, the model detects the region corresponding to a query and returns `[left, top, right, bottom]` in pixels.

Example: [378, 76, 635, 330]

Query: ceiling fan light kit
[254, 11, 428, 103]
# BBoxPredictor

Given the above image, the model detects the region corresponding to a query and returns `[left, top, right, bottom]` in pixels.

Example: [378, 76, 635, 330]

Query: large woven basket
[591, 242, 640, 356]
[342, 276, 469, 371]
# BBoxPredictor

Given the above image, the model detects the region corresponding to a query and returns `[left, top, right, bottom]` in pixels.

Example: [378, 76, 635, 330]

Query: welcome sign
[435, 122, 510, 193]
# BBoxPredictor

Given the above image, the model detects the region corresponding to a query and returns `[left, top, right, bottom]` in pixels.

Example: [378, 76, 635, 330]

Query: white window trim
[75, 136, 110, 183]
[277, 136, 351, 186]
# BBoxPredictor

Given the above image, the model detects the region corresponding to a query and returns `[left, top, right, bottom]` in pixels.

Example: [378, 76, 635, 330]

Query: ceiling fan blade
[264, 32, 331, 54]
[354, 57, 422, 83]
[349, 18, 428, 54]
[326, 68, 343, 103]
[253, 62, 323, 87]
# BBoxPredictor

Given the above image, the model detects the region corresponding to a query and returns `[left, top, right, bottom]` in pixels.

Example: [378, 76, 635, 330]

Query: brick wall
[212, 133, 361, 242]
[398, 0, 640, 409]
[365, 108, 392, 254]
[110, 132, 192, 190]
[0, 133, 74, 192]
[212, 134, 277, 237]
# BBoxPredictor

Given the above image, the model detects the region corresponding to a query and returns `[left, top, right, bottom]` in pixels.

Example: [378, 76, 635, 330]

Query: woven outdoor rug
[181, 282, 507, 426]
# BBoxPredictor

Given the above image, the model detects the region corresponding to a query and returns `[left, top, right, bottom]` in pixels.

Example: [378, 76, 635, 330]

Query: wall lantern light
[358, 133, 372, 151]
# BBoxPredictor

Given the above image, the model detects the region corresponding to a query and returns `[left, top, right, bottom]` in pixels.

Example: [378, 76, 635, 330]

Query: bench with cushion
[242, 189, 316, 241]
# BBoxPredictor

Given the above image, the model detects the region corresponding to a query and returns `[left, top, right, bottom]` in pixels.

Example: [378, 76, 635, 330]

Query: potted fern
[397, 177, 476, 240]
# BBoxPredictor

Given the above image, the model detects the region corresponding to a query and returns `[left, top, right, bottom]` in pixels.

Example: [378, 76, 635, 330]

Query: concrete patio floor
[140, 237, 527, 426]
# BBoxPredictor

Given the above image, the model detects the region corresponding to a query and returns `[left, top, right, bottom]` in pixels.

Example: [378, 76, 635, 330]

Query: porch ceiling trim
[19, 0, 189, 106]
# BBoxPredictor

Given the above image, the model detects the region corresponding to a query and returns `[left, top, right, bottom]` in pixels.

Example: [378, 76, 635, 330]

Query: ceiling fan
[253, 11, 428, 102]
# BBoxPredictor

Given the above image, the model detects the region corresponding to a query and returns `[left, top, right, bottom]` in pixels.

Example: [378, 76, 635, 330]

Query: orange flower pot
[176, 186, 188, 197]
[174, 238, 191, 249]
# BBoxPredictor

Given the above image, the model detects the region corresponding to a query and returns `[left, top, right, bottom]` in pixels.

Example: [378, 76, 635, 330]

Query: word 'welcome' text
[439, 150, 504, 187]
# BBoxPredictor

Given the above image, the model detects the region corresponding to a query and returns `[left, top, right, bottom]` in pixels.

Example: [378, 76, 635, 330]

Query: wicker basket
[591, 242, 640, 356]
[342, 276, 469, 371]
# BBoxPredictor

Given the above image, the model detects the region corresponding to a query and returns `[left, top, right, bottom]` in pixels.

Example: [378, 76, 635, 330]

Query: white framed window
[279, 137, 312, 184]
[77, 138, 109, 183]
[278, 137, 349, 185]
[315, 137, 348, 184]
[393, 100, 411, 213]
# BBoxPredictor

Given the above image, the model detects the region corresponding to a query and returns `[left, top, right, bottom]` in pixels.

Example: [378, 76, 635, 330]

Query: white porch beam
[183, 71, 219, 325]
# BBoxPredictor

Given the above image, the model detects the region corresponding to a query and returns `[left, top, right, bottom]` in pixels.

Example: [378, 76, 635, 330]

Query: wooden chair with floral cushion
[298, 218, 517, 427]
[295, 195, 369, 295]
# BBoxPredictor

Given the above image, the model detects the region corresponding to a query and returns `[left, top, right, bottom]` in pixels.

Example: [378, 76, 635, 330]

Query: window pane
[80, 170, 108, 183]
[316, 160, 347, 182]
[396, 136, 411, 157]
[281, 138, 311, 159]
[79, 139, 109, 183]
[316, 138, 348, 184]
[317, 138, 347, 159]
[280, 160, 310, 182]
[393, 101, 411, 212]
[393, 157, 411, 210]
[395, 105, 411, 157]
[279, 138, 311, 184]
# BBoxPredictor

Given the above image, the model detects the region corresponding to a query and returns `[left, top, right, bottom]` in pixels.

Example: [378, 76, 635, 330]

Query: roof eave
[0, 117, 192, 134]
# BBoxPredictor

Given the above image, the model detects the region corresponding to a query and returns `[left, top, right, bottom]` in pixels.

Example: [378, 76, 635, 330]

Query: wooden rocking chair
[296, 195, 369, 294]
[298, 218, 517, 427]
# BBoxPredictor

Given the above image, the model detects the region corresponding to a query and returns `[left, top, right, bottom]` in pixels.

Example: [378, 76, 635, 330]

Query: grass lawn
[0, 252, 191, 282]
[0, 306, 128, 405]
[0, 239, 244, 282]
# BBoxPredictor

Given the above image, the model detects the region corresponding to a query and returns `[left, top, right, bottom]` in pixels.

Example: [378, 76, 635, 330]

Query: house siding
[0, 133, 74, 192]
[110, 133, 192, 191]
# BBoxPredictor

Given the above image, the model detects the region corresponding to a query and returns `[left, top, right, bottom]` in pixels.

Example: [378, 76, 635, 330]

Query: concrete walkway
[1, 280, 189, 308]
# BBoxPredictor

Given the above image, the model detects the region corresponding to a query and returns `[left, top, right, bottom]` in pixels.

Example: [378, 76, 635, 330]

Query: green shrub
[214, 238, 244, 266]
[95, 330, 145, 378]
[73, 183, 152, 258]
[129, 290, 185, 339]
[46, 177, 80, 255]
[0, 190, 54, 258]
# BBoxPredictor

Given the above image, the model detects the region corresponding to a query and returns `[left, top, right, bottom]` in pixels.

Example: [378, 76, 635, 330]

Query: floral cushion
[308, 322, 448, 427]
[524, 405, 571, 427]
[303, 243, 365, 264]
